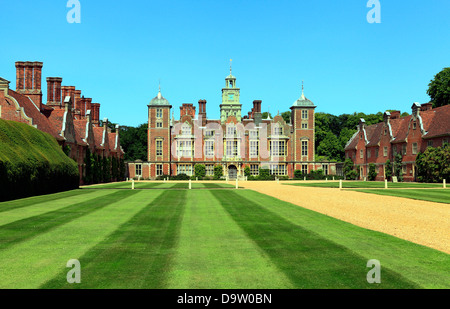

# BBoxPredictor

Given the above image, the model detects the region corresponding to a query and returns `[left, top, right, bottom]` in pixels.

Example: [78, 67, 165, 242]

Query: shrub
[294, 170, 303, 179]
[244, 166, 251, 177]
[214, 165, 223, 180]
[368, 163, 377, 181]
[194, 164, 206, 179]
[0, 119, 79, 201]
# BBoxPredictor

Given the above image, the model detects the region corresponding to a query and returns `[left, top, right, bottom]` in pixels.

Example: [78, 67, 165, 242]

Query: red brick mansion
[345, 103, 450, 181]
[128, 70, 340, 180]
[0, 61, 124, 184]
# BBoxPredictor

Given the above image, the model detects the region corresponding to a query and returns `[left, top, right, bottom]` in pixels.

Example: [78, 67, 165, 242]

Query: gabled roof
[423, 104, 450, 138]
[8, 90, 62, 141]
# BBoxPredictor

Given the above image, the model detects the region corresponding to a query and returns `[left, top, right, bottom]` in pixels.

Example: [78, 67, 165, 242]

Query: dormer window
[274, 125, 283, 136]
[181, 123, 191, 135]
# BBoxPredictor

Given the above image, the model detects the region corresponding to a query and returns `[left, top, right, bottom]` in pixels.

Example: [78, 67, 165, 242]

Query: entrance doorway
[228, 165, 237, 180]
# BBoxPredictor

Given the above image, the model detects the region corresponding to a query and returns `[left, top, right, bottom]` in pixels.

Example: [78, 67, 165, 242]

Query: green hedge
[0, 119, 79, 201]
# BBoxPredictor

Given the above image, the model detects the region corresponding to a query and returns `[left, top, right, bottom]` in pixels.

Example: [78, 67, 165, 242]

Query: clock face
[228, 94, 234, 100]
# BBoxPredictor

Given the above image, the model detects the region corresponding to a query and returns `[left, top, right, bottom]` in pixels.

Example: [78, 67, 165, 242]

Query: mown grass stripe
[41, 190, 186, 289]
[354, 189, 450, 204]
[0, 190, 138, 251]
[0, 190, 159, 288]
[0, 189, 92, 214]
[166, 190, 293, 289]
[0, 190, 111, 228]
[211, 190, 419, 289]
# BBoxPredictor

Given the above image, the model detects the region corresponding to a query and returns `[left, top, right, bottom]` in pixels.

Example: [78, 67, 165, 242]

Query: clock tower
[220, 62, 242, 123]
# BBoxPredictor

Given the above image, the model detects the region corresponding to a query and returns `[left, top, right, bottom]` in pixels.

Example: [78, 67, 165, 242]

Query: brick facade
[345, 103, 450, 181]
[0, 61, 125, 185]
[130, 72, 340, 180]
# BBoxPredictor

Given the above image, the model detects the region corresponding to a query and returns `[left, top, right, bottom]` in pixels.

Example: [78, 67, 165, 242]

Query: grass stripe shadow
[0, 190, 92, 214]
[41, 190, 186, 289]
[211, 190, 419, 289]
[0, 190, 139, 251]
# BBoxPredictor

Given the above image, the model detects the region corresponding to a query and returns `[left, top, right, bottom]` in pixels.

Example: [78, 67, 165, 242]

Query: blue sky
[1, 0, 449, 127]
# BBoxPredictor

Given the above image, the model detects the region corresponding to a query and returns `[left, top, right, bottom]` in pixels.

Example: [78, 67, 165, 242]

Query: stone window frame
[135, 164, 142, 177]
[156, 139, 163, 157]
[250, 164, 259, 176]
[156, 164, 163, 176]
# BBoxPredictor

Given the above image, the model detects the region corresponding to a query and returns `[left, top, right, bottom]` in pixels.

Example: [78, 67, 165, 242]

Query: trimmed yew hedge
[0, 119, 79, 201]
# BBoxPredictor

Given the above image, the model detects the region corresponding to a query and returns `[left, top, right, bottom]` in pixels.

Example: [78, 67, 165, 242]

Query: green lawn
[354, 189, 450, 204]
[0, 182, 448, 289]
[86, 181, 235, 189]
[286, 181, 444, 189]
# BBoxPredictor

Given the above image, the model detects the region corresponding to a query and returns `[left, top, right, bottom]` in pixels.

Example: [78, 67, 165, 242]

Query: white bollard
[444, 179, 446, 189]
[189, 179, 192, 190]
[304, 177, 306, 181]
[326, 178, 328, 182]
[385, 179, 388, 189]
[339, 180, 342, 190]
[196, 177, 198, 181]
[132, 179, 135, 190]
[277, 178, 279, 184]
[333, 177, 335, 181]
[236, 178, 239, 189]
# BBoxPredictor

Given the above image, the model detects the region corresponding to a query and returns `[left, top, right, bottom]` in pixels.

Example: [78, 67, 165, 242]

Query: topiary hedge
[0, 119, 79, 201]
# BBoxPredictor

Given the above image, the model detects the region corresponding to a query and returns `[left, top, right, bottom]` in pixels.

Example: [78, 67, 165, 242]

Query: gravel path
[240, 181, 450, 254]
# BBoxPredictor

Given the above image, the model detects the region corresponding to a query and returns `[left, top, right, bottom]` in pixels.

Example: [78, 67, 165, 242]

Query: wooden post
[132, 179, 135, 190]
[339, 180, 342, 190]
[236, 178, 238, 189]
[189, 179, 192, 190]
[385, 179, 388, 189]
[444, 179, 446, 189]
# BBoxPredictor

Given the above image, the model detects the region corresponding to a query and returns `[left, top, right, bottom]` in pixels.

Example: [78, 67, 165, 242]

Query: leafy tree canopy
[427, 67, 450, 108]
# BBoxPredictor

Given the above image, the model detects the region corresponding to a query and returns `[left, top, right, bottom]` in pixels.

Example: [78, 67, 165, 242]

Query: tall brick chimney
[198, 100, 207, 126]
[91, 103, 100, 126]
[390, 110, 401, 120]
[46, 77, 63, 107]
[421, 103, 433, 111]
[180, 103, 196, 118]
[253, 100, 262, 125]
[84, 98, 92, 118]
[15, 61, 43, 108]
[62, 86, 76, 110]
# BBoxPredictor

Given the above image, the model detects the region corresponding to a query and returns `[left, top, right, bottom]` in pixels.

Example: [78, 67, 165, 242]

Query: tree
[427, 67, 450, 108]
[317, 132, 342, 161]
[119, 124, 148, 161]
[415, 145, 450, 183]
[281, 111, 291, 124]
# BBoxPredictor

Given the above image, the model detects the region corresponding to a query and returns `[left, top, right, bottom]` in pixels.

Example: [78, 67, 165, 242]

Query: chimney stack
[253, 100, 262, 125]
[15, 61, 43, 108]
[198, 100, 207, 126]
[46, 77, 63, 107]
[421, 103, 433, 111]
[91, 103, 100, 125]
[390, 110, 401, 120]
[84, 98, 92, 118]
